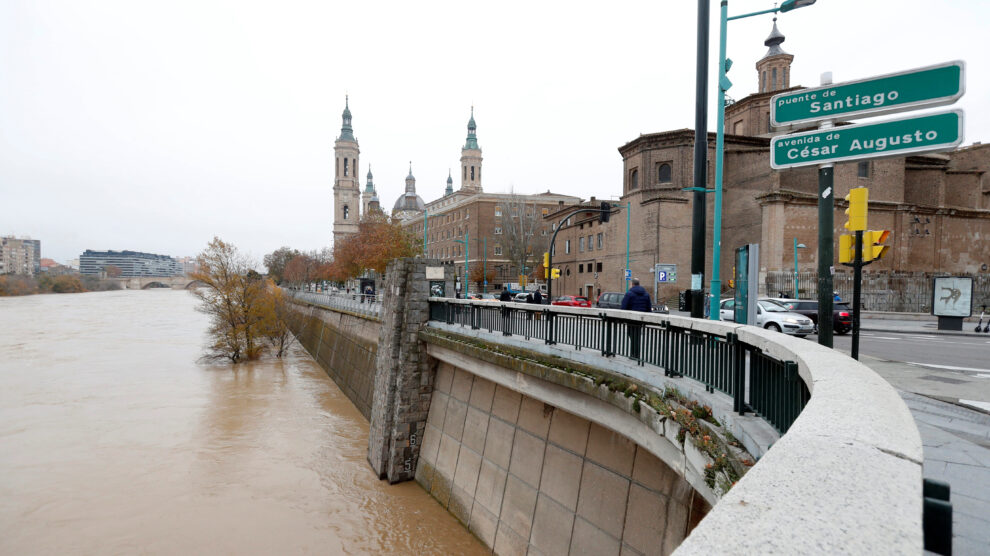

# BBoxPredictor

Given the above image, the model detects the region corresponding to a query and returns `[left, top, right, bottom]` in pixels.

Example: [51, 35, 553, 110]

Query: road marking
[959, 399, 990, 412]
[870, 336, 900, 340]
[907, 362, 990, 373]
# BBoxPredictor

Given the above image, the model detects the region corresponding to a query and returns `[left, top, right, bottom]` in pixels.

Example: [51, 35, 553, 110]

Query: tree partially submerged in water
[191, 237, 300, 363]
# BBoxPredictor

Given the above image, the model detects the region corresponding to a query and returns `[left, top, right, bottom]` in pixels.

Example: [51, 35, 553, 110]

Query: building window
[343, 205, 349, 219]
[495, 206, 502, 217]
[565, 240, 571, 254]
[762, 71, 766, 92]
[566, 267, 571, 276]
[858, 161, 870, 178]
[494, 227, 502, 234]
[578, 264, 584, 273]
[772, 68, 777, 91]
[596, 262, 603, 272]
[579, 237, 585, 252]
[629, 168, 639, 190]
[542, 208, 549, 216]
[657, 163, 672, 183]
[587, 235, 593, 251]
[541, 229, 547, 236]
[471, 166, 475, 180]
[344, 158, 349, 176]
[463, 167, 467, 181]
[597, 233, 603, 249]
[494, 245, 502, 255]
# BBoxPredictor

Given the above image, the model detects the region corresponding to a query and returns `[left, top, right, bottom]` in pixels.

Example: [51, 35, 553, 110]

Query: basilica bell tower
[333, 96, 361, 245]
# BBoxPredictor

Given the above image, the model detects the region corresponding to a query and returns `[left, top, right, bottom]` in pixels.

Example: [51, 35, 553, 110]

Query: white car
[719, 299, 815, 337]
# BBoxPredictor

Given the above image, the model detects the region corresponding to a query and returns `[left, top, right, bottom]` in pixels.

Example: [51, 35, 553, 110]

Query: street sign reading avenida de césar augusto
[771, 110, 963, 169]
[770, 60, 966, 169]
[771, 60, 965, 127]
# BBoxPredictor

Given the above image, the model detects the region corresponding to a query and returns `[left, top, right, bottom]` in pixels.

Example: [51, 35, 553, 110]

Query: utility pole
[817, 72, 835, 348]
[689, 0, 710, 318]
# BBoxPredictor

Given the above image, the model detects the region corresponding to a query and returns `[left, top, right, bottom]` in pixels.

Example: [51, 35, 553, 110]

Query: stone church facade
[549, 20, 989, 306]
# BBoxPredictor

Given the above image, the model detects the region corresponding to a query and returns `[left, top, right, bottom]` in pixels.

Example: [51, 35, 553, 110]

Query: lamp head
[780, 0, 816, 12]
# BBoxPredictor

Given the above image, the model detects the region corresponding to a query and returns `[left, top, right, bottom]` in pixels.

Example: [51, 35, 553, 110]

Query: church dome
[392, 192, 426, 214]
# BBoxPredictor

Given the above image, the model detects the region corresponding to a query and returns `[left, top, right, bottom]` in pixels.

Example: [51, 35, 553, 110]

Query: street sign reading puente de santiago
[771, 60, 965, 127]
[771, 110, 964, 169]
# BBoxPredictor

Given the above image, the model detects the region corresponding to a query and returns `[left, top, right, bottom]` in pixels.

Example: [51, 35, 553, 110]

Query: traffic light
[838, 234, 855, 264]
[543, 252, 550, 268]
[600, 202, 611, 223]
[864, 230, 891, 261]
[550, 268, 561, 279]
[844, 187, 868, 231]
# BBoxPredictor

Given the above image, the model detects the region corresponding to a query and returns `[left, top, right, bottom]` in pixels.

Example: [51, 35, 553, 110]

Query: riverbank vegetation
[0, 274, 121, 296]
[192, 237, 302, 363]
[264, 213, 418, 287]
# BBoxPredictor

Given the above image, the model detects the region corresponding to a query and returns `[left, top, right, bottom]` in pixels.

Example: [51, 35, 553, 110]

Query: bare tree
[501, 190, 549, 281]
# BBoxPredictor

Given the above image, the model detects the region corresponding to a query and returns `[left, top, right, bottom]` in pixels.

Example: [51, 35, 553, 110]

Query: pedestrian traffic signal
[844, 187, 868, 231]
[864, 230, 891, 261]
[600, 202, 611, 224]
[543, 252, 550, 268]
[550, 268, 561, 279]
[838, 234, 855, 264]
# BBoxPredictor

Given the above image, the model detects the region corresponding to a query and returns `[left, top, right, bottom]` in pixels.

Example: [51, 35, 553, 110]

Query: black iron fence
[428, 300, 809, 434]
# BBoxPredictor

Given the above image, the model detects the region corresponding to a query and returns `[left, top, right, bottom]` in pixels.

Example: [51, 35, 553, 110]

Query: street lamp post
[708, 0, 816, 320]
[793, 239, 806, 297]
[455, 231, 469, 298]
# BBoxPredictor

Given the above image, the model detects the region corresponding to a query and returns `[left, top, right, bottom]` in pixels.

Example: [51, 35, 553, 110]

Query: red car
[551, 295, 592, 308]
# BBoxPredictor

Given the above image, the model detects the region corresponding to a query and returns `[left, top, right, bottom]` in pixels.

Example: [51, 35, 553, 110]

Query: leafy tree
[469, 265, 495, 290]
[263, 246, 300, 283]
[191, 237, 270, 363]
[257, 283, 304, 358]
[329, 212, 419, 280]
[501, 191, 548, 280]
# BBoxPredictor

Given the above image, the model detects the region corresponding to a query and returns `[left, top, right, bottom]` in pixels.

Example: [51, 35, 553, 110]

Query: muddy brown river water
[0, 289, 485, 555]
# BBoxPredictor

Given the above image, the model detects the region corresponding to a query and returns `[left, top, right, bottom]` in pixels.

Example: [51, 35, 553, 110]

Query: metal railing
[428, 299, 809, 434]
[285, 288, 382, 318]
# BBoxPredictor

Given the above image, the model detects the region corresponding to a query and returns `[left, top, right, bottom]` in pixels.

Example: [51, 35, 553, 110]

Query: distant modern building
[79, 250, 182, 277]
[0, 237, 40, 276]
[175, 256, 199, 276]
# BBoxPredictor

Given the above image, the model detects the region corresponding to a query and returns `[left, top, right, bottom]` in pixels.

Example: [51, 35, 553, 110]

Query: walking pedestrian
[621, 278, 652, 359]
[499, 286, 512, 302]
[530, 289, 543, 320]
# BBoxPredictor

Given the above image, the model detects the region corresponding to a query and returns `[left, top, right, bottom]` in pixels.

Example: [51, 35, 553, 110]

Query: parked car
[595, 292, 624, 309]
[718, 298, 815, 337]
[774, 298, 853, 335]
[552, 295, 592, 308]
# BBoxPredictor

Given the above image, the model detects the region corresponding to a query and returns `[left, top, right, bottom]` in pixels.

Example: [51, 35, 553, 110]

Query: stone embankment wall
[416, 361, 707, 555]
[288, 303, 380, 419]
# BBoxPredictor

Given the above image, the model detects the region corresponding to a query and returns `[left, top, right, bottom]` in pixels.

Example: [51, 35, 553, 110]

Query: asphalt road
[825, 331, 990, 374]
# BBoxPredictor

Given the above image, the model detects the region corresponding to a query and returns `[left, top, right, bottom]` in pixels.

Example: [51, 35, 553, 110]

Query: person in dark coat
[529, 289, 544, 321]
[499, 286, 512, 302]
[621, 278, 652, 312]
[621, 278, 652, 359]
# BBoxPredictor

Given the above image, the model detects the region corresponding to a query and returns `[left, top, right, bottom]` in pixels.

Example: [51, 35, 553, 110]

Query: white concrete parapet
[432, 298, 924, 553]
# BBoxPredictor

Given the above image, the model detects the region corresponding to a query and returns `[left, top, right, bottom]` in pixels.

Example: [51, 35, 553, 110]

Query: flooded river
[0, 289, 484, 555]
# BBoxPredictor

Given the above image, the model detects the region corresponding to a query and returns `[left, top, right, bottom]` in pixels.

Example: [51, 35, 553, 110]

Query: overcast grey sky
[2, 0, 988, 264]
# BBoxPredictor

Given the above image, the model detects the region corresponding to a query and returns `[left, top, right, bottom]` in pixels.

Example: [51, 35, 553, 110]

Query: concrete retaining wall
[416, 360, 707, 555]
[288, 303, 380, 419]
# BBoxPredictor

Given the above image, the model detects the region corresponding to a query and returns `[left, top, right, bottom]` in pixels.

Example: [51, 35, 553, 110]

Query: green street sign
[771, 61, 965, 127]
[771, 110, 963, 169]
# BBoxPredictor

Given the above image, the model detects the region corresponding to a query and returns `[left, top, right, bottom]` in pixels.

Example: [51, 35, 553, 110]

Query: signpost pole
[690, 0, 709, 318]
[816, 74, 835, 348]
[851, 230, 863, 360]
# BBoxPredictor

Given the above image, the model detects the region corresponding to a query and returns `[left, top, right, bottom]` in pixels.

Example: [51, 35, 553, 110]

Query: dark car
[597, 291, 669, 313]
[596, 292, 624, 309]
[776, 298, 852, 334]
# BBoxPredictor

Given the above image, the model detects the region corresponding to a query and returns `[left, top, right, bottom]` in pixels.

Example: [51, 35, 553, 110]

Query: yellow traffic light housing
[550, 268, 561, 279]
[844, 187, 868, 232]
[838, 234, 855, 264]
[543, 252, 550, 268]
[864, 230, 891, 261]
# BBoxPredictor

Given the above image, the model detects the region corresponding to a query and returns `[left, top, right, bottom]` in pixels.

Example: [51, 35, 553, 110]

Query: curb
[860, 326, 986, 338]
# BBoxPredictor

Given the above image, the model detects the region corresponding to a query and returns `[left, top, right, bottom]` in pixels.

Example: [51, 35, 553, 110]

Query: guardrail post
[471, 304, 479, 330]
[445, 301, 453, 325]
[784, 361, 799, 432]
[729, 333, 746, 415]
[923, 479, 953, 555]
[544, 309, 555, 345]
[601, 314, 613, 357]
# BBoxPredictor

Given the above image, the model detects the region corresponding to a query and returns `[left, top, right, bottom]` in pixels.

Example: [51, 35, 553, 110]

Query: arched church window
[630, 169, 639, 190]
[772, 68, 777, 91]
[344, 158, 349, 176]
[657, 163, 672, 183]
[762, 71, 766, 92]
[343, 205, 349, 220]
[471, 166, 475, 180]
